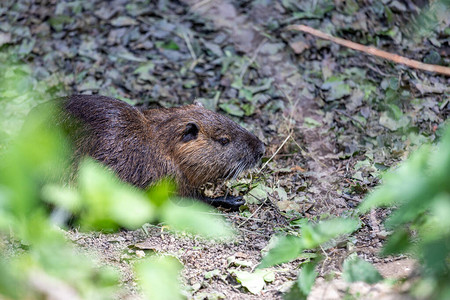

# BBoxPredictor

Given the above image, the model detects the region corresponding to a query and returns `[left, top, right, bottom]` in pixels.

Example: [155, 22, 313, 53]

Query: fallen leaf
[289, 40, 309, 54]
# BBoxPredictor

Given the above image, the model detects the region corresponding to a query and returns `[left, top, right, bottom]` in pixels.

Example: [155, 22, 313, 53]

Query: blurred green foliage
[0, 58, 235, 299]
[260, 124, 450, 299]
[342, 253, 383, 284]
[258, 218, 360, 269]
[257, 218, 359, 299]
[135, 256, 184, 300]
[359, 124, 450, 300]
[407, 0, 450, 41]
[0, 59, 120, 299]
[283, 260, 318, 300]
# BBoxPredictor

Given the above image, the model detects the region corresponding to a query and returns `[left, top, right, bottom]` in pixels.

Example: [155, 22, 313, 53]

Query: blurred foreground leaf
[161, 200, 235, 240]
[342, 254, 383, 284]
[135, 256, 183, 300]
[284, 260, 318, 300]
[258, 218, 359, 268]
[0, 58, 237, 299]
[358, 124, 450, 300]
[77, 159, 155, 231]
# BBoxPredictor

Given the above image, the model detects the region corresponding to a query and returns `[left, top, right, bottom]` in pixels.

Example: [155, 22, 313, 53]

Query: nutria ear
[182, 122, 199, 142]
[193, 100, 203, 107]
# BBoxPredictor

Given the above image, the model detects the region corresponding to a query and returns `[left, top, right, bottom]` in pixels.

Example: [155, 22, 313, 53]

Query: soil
[2, 0, 449, 299]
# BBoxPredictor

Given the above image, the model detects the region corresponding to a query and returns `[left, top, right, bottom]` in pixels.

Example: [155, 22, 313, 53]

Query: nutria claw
[202, 195, 245, 210]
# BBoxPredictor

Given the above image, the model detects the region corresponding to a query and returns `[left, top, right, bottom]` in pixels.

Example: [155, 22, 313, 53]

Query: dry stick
[276, 84, 300, 134]
[259, 133, 291, 172]
[182, 32, 197, 61]
[291, 138, 327, 168]
[287, 24, 450, 76]
[192, 0, 212, 10]
[238, 198, 265, 228]
[239, 39, 267, 79]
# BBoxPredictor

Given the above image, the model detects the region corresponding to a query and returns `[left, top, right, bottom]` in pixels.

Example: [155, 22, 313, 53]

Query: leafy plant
[342, 253, 383, 284]
[284, 260, 318, 300]
[257, 218, 359, 299]
[258, 218, 360, 269]
[359, 124, 450, 300]
[0, 58, 235, 299]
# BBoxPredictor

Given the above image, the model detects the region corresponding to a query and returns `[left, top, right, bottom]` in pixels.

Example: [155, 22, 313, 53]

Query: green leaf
[48, 15, 73, 31]
[204, 269, 221, 279]
[388, 77, 400, 90]
[259, 218, 358, 269]
[387, 104, 403, 119]
[429, 126, 450, 182]
[274, 187, 288, 201]
[219, 101, 244, 117]
[283, 281, 306, 300]
[246, 78, 274, 95]
[134, 62, 155, 81]
[231, 269, 274, 294]
[41, 184, 81, 212]
[244, 184, 269, 204]
[155, 40, 180, 50]
[421, 238, 449, 276]
[300, 218, 360, 249]
[284, 260, 319, 300]
[358, 145, 432, 213]
[380, 229, 411, 256]
[135, 256, 183, 300]
[77, 159, 155, 230]
[342, 254, 383, 284]
[242, 103, 256, 116]
[321, 77, 351, 101]
[160, 200, 235, 240]
[303, 117, 321, 128]
[430, 194, 450, 233]
[239, 88, 253, 101]
[145, 178, 176, 207]
[379, 111, 410, 131]
[109, 188, 155, 229]
[258, 235, 303, 268]
[298, 260, 318, 295]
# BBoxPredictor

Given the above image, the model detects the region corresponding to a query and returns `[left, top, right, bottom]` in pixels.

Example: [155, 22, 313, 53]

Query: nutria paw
[202, 196, 245, 210]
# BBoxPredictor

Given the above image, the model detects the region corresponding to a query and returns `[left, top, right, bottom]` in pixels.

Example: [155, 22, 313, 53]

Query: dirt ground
[2, 0, 449, 299]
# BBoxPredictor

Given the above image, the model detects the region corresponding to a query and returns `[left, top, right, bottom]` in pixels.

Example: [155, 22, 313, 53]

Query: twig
[335, 110, 365, 128]
[287, 24, 450, 76]
[259, 133, 291, 172]
[238, 199, 265, 228]
[291, 138, 328, 168]
[276, 84, 300, 134]
[192, 0, 212, 10]
[182, 32, 197, 61]
[239, 39, 267, 79]
[236, 227, 272, 237]
[319, 245, 330, 275]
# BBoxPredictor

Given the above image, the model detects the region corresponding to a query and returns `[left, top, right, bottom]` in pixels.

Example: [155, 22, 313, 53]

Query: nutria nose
[256, 141, 265, 160]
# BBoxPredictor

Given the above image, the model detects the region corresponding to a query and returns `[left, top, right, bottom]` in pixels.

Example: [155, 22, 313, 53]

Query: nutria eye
[218, 137, 230, 146]
[182, 123, 198, 142]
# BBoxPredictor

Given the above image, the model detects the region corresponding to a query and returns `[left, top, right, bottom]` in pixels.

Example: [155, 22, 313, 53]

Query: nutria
[61, 95, 265, 209]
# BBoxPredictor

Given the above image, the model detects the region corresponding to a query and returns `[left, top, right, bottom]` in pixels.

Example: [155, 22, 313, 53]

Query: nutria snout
[61, 95, 265, 209]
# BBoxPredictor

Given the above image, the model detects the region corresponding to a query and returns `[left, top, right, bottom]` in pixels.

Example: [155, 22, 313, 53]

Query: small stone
[135, 250, 146, 258]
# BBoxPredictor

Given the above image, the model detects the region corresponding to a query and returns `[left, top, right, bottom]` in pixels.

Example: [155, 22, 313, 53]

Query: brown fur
[61, 95, 265, 199]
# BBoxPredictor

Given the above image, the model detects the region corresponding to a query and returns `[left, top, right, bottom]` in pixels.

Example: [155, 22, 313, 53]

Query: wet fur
[61, 95, 264, 204]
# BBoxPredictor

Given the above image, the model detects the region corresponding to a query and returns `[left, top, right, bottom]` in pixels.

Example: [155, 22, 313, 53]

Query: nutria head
[159, 102, 265, 189]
